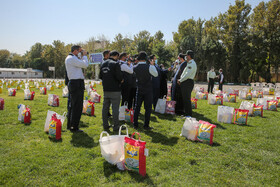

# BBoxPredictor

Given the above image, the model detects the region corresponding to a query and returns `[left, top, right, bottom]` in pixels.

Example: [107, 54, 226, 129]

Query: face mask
[78, 52, 82, 59]
[155, 59, 158, 64]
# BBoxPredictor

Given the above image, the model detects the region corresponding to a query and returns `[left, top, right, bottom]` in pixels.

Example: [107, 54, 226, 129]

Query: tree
[0, 49, 10, 67]
[251, 0, 280, 82]
[219, 0, 251, 83]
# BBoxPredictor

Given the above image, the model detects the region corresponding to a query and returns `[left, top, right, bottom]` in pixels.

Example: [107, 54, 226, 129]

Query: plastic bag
[217, 106, 234, 124]
[267, 100, 277, 111]
[18, 104, 31, 124]
[124, 132, 147, 177]
[269, 88, 275, 95]
[233, 90, 239, 96]
[216, 95, 223, 105]
[48, 94, 59, 107]
[229, 94, 237, 103]
[125, 109, 134, 123]
[44, 110, 66, 132]
[246, 93, 252, 100]
[234, 109, 249, 125]
[197, 120, 216, 145]
[239, 101, 254, 116]
[40, 87, 47, 95]
[8, 88, 16, 96]
[24, 89, 35, 100]
[276, 97, 280, 108]
[165, 100, 176, 114]
[208, 94, 216, 105]
[195, 92, 208, 100]
[223, 93, 229, 102]
[99, 125, 129, 165]
[191, 98, 197, 109]
[0, 98, 4, 110]
[263, 88, 269, 95]
[82, 100, 95, 116]
[48, 113, 62, 140]
[180, 117, 199, 141]
[119, 102, 128, 121]
[256, 98, 269, 110]
[253, 104, 263, 117]
[62, 86, 69, 98]
[90, 91, 101, 103]
[239, 90, 247, 100]
[155, 96, 166, 114]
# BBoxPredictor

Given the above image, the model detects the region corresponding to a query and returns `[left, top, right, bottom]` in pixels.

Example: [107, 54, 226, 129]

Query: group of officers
[65, 45, 198, 133]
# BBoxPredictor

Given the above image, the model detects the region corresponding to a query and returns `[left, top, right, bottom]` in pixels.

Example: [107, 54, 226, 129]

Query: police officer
[178, 50, 197, 117]
[100, 51, 123, 132]
[119, 53, 133, 106]
[207, 66, 216, 94]
[218, 68, 224, 91]
[133, 51, 158, 130]
[65, 45, 89, 132]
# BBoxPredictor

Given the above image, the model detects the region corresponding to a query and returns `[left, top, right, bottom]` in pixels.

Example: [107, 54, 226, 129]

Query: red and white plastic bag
[124, 132, 147, 177]
[165, 100, 176, 114]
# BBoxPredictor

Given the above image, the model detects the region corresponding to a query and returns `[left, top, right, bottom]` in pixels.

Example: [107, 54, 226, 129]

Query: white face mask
[78, 52, 82, 59]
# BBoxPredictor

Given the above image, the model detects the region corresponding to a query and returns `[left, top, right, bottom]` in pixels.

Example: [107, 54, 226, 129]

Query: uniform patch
[188, 66, 192, 69]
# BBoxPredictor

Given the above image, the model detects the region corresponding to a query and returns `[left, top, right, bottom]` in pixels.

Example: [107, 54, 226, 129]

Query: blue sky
[0, 0, 269, 55]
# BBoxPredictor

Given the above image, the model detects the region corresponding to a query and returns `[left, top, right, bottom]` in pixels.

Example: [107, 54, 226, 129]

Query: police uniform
[218, 72, 224, 91]
[65, 53, 89, 131]
[120, 60, 133, 106]
[133, 62, 158, 129]
[207, 70, 216, 93]
[179, 59, 197, 116]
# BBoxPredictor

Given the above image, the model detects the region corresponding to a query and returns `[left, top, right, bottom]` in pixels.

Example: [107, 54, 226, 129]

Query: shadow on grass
[70, 131, 98, 148]
[192, 111, 226, 129]
[48, 137, 63, 143]
[183, 138, 221, 147]
[103, 162, 154, 185]
[151, 112, 177, 122]
[135, 126, 179, 146]
[79, 121, 90, 128]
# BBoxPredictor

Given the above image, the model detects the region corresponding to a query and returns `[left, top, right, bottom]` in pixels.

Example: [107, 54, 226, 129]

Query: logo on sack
[127, 150, 138, 157]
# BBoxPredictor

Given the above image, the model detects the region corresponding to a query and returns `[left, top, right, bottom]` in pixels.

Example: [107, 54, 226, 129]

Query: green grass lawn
[0, 82, 280, 186]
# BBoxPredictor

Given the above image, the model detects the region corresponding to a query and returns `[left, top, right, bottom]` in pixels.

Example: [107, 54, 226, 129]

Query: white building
[0, 68, 43, 78]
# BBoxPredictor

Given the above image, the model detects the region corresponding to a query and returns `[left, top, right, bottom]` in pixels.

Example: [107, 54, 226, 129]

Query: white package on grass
[155, 96, 167, 114]
[99, 125, 129, 165]
[239, 101, 255, 116]
[217, 106, 234, 124]
[181, 117, 199, 141]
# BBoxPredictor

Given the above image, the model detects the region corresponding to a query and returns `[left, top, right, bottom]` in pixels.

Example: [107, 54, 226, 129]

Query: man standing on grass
[207, 66, 216, 94]
[218, 68, 224, 91]
[119, 52, 133, 106]
[65, 45, 89, 132]
[133, 51, 158, 130]
[178, 50, 197, 117]
[100, 51, 123, 132]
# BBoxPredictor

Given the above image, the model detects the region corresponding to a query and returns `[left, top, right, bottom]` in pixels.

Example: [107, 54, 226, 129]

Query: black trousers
[67, 79, 84, 130]
[208, 78, 214, 93]
[133, 89, 153, 128]
[219, 82, 223, 91]
[128, 87, 137, 109]
[180, 79, 194, 116]
[121, 86, 131, 106]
